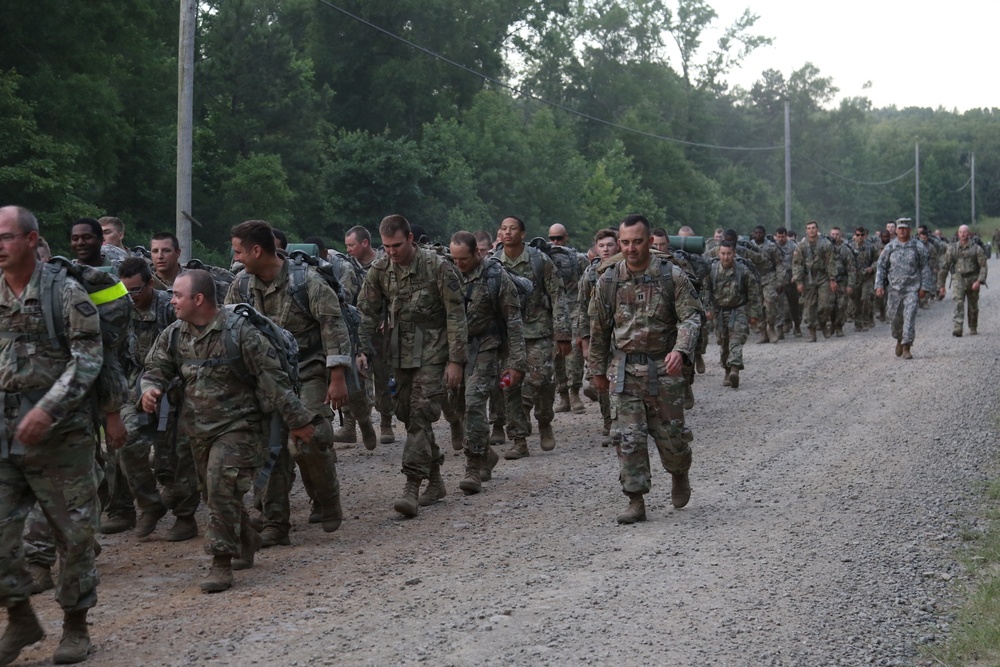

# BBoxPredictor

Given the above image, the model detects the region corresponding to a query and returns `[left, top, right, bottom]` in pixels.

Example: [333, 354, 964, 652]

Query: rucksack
[491, 243, 554, 311]
[184, 259, 235, 307]
[972, 236, 991, 259]
[528, 237, 582, 299]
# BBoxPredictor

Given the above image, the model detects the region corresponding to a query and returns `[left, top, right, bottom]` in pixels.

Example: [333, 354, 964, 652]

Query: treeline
[2, 0, 999, 255]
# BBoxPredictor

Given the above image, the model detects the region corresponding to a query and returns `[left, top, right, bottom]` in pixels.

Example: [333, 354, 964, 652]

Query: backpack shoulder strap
[286, 258, 312, 315]
[40, 262, 68, 346]
[234, 272, 254, 305]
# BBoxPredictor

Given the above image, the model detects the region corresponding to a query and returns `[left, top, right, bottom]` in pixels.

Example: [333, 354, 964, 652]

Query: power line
[953, 176, 972, 192]
[316, 0, 783, 152]
[797, 154, 915, 186]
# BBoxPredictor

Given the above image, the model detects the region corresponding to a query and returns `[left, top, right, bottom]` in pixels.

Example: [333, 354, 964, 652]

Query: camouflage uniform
[792, 236, 837, 335]
[101, 244, 128, 268]
[358, 247, 468, 480]
[552, 248, 587, 399]
[358, 254, 394, 428]
[775, 237, 800, 333]
[749, 237, 784, 337]
[851, 239, 879, 329]
[0, 264, 103, 612]
[919, 239, 940, 308]
[704, 259, 763, 372]
[496, 246, 569, 439]
[937, 240, 988, 334]
[875, 238, 934, 346]
[142, 306, 315, 557]
[575, 261, 611, 432]
[225, 259, 359, 535]
[588, 258, 702, 497]
[442, 260, 526, 463]
[829, 239, 857, 333]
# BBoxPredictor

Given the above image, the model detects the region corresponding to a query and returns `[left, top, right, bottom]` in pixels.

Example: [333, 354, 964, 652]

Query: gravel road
[16, 287, 1000, 666]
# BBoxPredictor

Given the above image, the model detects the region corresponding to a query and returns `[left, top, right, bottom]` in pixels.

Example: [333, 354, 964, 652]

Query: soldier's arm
[937, 246, 951, 289]
[746, 270, 763, 321]
[572, 273, 591, 338]
[240, 324, 315, 430]
[875, 247, 890, 291]
[306, 272, 353, 370]
[140, 322, 181, 397]
[791, 246, 803, 285]
[672, 268, 702, 359]
[223, 274, 242, 306]
[977, 247, 988, 283]
[438, 260, 469, 365]
[545, 258, 571, 341]
[500, 272, 527, 374]
[587, 272, 613, 376]
[356, 267, 383, 356]
[919, 246, 934, 292]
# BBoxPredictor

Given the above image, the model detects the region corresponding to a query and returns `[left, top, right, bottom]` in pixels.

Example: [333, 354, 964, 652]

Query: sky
[702, 0, 999, 112]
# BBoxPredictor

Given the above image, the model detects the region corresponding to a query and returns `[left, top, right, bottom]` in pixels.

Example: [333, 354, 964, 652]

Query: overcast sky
[702, 0, 998, 112]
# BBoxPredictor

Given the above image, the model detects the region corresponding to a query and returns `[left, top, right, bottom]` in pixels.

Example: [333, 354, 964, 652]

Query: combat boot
[321, 491, 343, 533]
[503, 438, 529, 460]
[568, 388, 586, 414]
[52, 609, 90, 665]
[970, 328, 978, 335]
[333, 414, 357, 443]
[728, 368, 740, 389]
[776, 324, 785, 340]
[28, 563, 55, 595]
[480, 446, 500, 482]
[379, 417, 396, 444]
[449, 420, 465, 451]
[722, 368, 731, 387]
[970, 315, 978, 335]
[164, 516, 198, 542]
[359, 419, 377, 451]
[99, 512, 135, 535]
[259, 526, 290, 548]
[134, 503, 168, 538]
[902, 344, 913, 360]
[489, 424, 506, 445]
[756, 328, 770, 344]
[393, 476, 421, 517]
[459, 454, 483, 495]
[822, 323, 832, 338]
[0, 599, 44, 666]
[671, 471, 692, 509]
[538, 423, 556, 451]
[683, 383, 694, 409]
[232, 526, 263, 571]
[895, 339, 903, 357]
[953, 328, 963, 337]
[835, 325, 844, 337]
[602, 418, 613, 447]
[616, 492, 646, 524]
[200, 556, 233, 593]
[808, 327, 817, 343]
[418, 463, 446, 506]
[554, 390, 571, 413]
[308, 500, 322, 524]
[793, 324, 802, 338]
[582, 385, 599, 402]
[694, 353, 705, 374]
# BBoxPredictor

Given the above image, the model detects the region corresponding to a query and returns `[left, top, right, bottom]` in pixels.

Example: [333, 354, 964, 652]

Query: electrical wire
[797, 154, 915, 186]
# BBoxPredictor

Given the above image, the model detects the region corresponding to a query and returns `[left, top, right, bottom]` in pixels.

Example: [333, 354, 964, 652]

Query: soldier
[875, 218, 933, 359]
[748, 225, 783, 343]
[774, 227, 801, 337]
[704, 242, 762, 388]
[357, 215, 468, 517]
[651, 228, 670, 253]
[705, 227, 724, 253]
[72, 217, 121, 272]
[98, 216, 129, 265]
[874, 229, 892, 321]
[792, 221, 837, 342]
[150, 232, 184, 290]
[116, 257, 201, 542]
[0, 205, 104, 664]
[828, 227, 856, 337]
[142, 271, 316, 592]
[345, 225, 395, 445]
[577, 229, 620, 446]
[851, 227, 878, 331]
[547, 223, 587, 414]
[494, 217, 571, 459]
[589, 214, 701, 524]
[992, 228, 1000, 259]
[937, 224, 988, 336]
[228, 220, 359, 546]
[442, 232, 526, 493]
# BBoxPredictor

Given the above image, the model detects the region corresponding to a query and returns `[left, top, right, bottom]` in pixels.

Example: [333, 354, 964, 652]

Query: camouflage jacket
[792, 237, 837, 286]
[831, 241, 858, 288]
[497, 246, 570, 341]
[852, 239, 879, 283]
[142, 306, 314, 440]
[749, 238, 784, 283]
[358, 246, 468, 369]
[574, 260, 601, 339]
[0, 264, 103, 434]
[775, 239, 797, 283]
[101, 244, 128, 268]
[127, 288, 175, 389]
[459, 259, 526, 373]
[937, 241, 988, 288]
[588, 258, 702, 376]
[705, 260, 763, 320]
[875, 239, 934, 293]
[225, 260, 353, 383]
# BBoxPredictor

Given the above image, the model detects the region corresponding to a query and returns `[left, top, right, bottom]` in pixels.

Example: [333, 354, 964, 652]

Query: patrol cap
[895, 217, 911, 229]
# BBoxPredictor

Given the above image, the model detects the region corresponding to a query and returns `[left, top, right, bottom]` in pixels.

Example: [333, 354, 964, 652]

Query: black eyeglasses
[127, 281, 150, 294]
[549, 235, 565, 242]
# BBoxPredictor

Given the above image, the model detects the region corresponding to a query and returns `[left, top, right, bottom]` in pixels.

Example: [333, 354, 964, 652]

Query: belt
[716, 301, 747, 312]
[613, 351, 665, 397]
[961, 271, 979, 279]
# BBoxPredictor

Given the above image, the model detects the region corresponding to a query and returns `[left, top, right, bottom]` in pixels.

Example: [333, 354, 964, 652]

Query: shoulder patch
[267, 347, 278, 359]
[448, 277, 460, 293]
[74, 301, 97, 317]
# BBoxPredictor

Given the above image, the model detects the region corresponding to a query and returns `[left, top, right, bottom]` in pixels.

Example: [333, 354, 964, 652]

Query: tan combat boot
[359, 418, 377, 451]
[694, 353, 706, 374]
[616, 492, 646, 524]
[568, 388, 586, 413]
[232, 525, 263, 571]
[722, 368, 732, 387]
[902, 344, 913, 360]
[27, 563, 55, 595]
[489, 424, 506, 445]
[449, 420, 465, 451]
[808, 327, 817, 343]
[459, 454, 483, 495]
[333, 413, 357, 443]
[134, 503, 168, 538]
[418, 463, 446, 506]
[200, 556, 233, 593]
[538, 423, 556, 451]
[756, 327, 770, 344]
[379, 416, 396, 444]
[480, 446, 500, 481]
[895, 339, 903, 357]
[0, 599, 45, 666]
[728, 367, 740, 389]
[671, 472, 692, 509]
[503, 437, 529, 460]
[582, 385, 599, 402]
[393, 477, 421, 517]
[554, 390, 571, 413]
[684, 383, 694, 409]
[53, 609, 90, 665]
[164, 515, 198, 542]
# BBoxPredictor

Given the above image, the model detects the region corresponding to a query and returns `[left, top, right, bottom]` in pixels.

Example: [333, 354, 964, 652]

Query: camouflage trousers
[260, 374, 346, 532]
[118, 401, 199, 517]
[830, 283, 851, 328]
[611, 363, 692, 495]
[950, 275, 981, 332]
[799, 282, 834, 330]
[554, 339, 584, 392]
[760, 276, 781, 330]
[371, 330, 395, 422]
[396, 363, 445, 479]
[189, 428, 262, 557]
[852, 278, 875, 327]
[505, 337, 555, 437]
[442, 349, 499, 457]
[488, 383, 506, 429]
[887, 289, 920, 345]
[781, 281, 800, 329]
[0, 423, 99, 611]
[714, 305, 750, 370]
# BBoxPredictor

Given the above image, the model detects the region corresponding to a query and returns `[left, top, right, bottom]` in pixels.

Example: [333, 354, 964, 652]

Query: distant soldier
[850, 227, 878, 331]
[874, 229, 892, 321]
[875, 218, 934, 359]
[773, 227, 801, 337]
[827, 227, 856, 337]
[98, 216, 129, 265]
[748, 225, 783, 343]
[704, 241, 762, 388]
[589, 214, 702, 525]
[547, 223, 588, 414]
[937, 224, 988, 336]
[992, 228, 1000, 259]
[792, 221, 837, 342]
[650, 227, 670, 253]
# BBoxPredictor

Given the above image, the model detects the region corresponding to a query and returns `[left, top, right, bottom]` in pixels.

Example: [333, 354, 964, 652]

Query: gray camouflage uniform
[875, 238, 934, 346]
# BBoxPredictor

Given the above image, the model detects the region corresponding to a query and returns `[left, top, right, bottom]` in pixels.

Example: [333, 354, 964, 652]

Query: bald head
[548, 223, 569, 246]
[958, 225, 970, 243]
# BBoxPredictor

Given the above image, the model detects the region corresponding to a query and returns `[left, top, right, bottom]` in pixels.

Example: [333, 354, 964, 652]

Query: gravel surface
[16, 288, 1000, 666]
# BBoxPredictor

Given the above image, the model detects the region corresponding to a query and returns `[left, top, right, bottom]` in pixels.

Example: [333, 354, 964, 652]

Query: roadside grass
[926, 478, 1000, 666]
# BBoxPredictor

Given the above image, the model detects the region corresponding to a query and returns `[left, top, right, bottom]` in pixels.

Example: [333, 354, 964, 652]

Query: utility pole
[784, 101, 791, 230]
[914, 142, 920, 228]
[176, 0, 196, 263]
[971, 152, 976, 225]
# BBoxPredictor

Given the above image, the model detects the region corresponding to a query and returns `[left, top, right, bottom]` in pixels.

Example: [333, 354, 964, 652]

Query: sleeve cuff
[326, 354, 353, 368]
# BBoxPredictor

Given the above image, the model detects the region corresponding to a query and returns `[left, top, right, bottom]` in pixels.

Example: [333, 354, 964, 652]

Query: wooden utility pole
[784, 101, 791, 230]
[914, 143, 920, 227]
[971, 152, 976, 224]
[176, 0, 196, 262]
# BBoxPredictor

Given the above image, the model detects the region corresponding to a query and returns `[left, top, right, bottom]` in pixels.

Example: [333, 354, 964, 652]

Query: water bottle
[499, 372, 512, 389]
[388, 374, 397, 397]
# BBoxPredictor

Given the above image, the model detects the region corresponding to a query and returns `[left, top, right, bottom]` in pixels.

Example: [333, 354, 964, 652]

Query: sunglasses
[549, 235, 565, 242]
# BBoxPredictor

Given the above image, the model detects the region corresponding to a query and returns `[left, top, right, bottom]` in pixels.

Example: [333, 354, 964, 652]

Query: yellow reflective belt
[90, 281, 128, 306]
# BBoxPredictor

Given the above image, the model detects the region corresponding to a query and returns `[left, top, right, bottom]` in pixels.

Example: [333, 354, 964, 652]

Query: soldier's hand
[356, 353, 368, 372]
[444, 361, 463, 390]
[326, 368, 349, 410]
[876, 288, 884, 299]
[705, 311, 714, 321]
[797, 284, 804, 295]
[664, 351, 684, 377]
[556, 340, 572, 357]
[591, 375, 609, 393]
[290, 423, 316, 444]
[105, 410, 127, 450]
[938, 287, 946, 299]
[579, 337, 590, 358]
[847, 287, 853, 295]
[973, 280, 981, 292]
[828, 280, 838, 293]
[14, 407, 54, 447]
[918, 289, 926, 300]
[503, 369, 524, 387]
[141, 388, 163, 413]
[749, 318, 759, 327]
